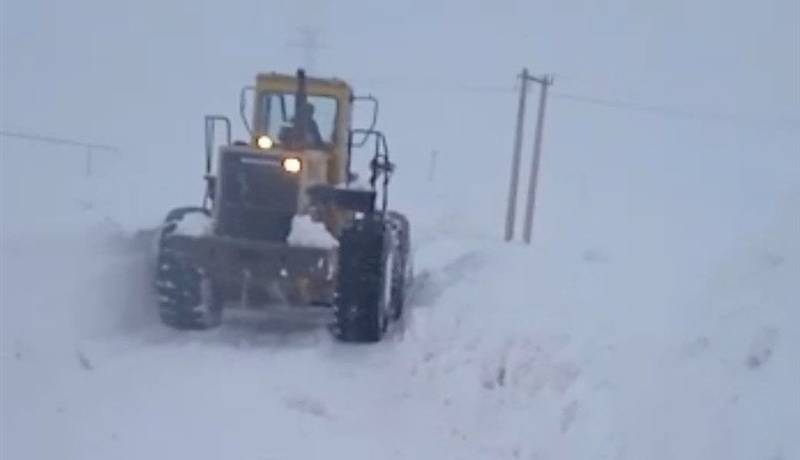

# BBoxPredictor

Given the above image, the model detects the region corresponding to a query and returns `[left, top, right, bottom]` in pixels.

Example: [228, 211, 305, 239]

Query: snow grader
[155, 69, 411, 342]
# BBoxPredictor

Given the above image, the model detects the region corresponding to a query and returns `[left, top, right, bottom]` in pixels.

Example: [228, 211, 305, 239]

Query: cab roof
[256, 72, 352, 98]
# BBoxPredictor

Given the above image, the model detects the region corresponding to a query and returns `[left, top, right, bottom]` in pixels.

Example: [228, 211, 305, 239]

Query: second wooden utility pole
[522, 74, 554, 244]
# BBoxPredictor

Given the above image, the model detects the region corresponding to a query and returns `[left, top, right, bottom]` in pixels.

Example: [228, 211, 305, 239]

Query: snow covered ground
[2, 131, 798, 459]
[2, 0, 798, 458]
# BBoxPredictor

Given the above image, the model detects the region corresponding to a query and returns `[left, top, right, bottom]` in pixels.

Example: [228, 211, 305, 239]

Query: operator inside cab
[261, 91, 336, 150]
[296, 102, 324, 148]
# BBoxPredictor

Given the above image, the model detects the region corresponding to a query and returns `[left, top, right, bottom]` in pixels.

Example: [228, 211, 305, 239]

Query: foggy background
[3, 0, 797, 235]
[1, 0, 798, 459]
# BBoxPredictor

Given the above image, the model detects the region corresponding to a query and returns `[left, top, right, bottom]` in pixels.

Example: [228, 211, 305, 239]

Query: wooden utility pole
[428, 150, 439, 182]
[504, 69, 553, 244]
[504, 68, 530, 242]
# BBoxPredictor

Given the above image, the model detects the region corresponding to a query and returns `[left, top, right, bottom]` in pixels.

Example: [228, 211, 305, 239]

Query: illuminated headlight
[256, 135, 273, 149]
[282, 157, 302, 174]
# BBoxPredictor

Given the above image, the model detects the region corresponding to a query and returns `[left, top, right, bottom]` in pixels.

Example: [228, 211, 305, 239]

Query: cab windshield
[258, 92, 338, 147]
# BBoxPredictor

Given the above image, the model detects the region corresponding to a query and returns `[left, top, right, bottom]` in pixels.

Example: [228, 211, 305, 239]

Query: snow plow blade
[162, 233, 337, 305]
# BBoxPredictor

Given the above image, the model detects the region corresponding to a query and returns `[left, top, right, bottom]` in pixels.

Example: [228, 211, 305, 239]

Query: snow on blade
[287, 215, 339, 249]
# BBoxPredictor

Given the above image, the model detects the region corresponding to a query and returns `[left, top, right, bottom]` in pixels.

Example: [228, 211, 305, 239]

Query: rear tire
[155, 208, 223, 330]
[334, 216, 390, 343]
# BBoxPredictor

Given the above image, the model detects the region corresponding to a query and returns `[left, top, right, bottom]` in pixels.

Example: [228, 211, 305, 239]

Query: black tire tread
[335, 218, 387, 343]
[155, 208, 221, 330]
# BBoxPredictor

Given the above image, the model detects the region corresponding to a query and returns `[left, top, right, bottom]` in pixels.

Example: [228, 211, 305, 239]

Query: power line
[0, 129, 119, 152]
[351, 79, 799, 130]
[550, 92, 800, 129]
[0, 129, 119, 177]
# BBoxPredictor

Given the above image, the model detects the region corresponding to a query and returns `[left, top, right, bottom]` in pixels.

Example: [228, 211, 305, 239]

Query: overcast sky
[1, 0, 798, 234]
[2, 0, 797, 133]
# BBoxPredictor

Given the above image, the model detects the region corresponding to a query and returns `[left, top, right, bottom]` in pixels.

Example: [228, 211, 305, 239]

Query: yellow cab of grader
[204, 70, 382, 235]
[252, 71, 353, 188]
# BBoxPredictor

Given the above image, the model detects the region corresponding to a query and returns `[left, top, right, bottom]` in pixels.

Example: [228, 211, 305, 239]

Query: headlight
[282, 157, 302, 174]
[256, 135, 273, 149]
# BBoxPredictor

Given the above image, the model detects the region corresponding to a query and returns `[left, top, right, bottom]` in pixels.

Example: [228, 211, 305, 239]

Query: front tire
[334, 216, 390, 343]
[155, 208, 223, 330]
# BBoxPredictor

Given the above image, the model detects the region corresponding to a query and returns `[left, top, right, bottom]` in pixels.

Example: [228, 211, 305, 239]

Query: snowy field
[1, 134, 797, 459]
[2, 0, 798, 459]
